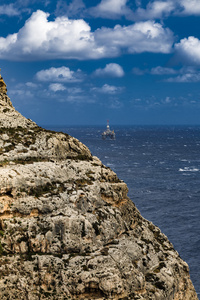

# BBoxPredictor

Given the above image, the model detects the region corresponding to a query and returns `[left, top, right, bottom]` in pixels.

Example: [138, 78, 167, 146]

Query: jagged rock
[0, 76, 7, 95]
[0, 84, 198, 299]
[0, 92, 36, 128]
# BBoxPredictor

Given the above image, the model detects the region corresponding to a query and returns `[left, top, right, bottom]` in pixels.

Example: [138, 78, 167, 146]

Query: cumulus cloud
[0, 10, 174, 61]
[92, 84, 124, 94]
[49, 83, 66, 92]
[131, 0, 200, 20]
[89, 0, 133, 19]
[94, 21, 174, 55]
[36, 67, 84, 82]
[57, 0, 200, 21]
[0, 10, 98, 60]
[94, 63, 124, 77]
[175, 36, 200, 65]
[133, 1, 175, 20]
[178, 0, 200, 15]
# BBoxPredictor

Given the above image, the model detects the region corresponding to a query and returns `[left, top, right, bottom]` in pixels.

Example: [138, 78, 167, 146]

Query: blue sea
[47, 125, 200, 296]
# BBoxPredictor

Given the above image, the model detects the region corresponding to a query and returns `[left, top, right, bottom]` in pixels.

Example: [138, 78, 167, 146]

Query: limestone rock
[0, 92, 36, 128]
[0, 80, 198, 299]
[0, 76, 7, 95]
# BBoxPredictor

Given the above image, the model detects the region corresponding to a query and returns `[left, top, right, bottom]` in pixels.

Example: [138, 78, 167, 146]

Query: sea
[46, 125, 200, 296]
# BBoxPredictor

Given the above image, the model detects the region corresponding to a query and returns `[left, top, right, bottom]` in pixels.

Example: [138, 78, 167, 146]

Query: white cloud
[134, 1, 175, 20]
[0, 4, 20, 16]
[94, 21, 174, 55]
[0, 10, 98, 60]
[63, 94, 94, 103]
[132, 66, 178, 76]
[132, 66, 178, 75]
[163, 66, 200, 82]
[49, 83, 66, 92]
[166, 72, 200, 82]
[93, 84, 124, 94]
[0, 10, 174, 61]
[54, 0, 200, 21]
[175, 36, 200, 65]
[89, 0, 132, 19]
[94, 63, 124, 77]
[132, 0, 200, 20]
[55, 0, 85, 17]
[36, 67, 84, 82]
[9, 88, 34, 98]
[178, 0, 200, 15]
[102, 84, 121, 94]
[26, 82, 38, 88]
[151, 66, 177, 75]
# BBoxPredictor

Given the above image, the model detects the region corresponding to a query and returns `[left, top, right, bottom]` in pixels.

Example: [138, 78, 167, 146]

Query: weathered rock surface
[0, 86, 198, 299]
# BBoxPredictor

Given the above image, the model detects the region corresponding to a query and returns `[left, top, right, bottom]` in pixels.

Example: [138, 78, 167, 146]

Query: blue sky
[1, 0, 200, 125]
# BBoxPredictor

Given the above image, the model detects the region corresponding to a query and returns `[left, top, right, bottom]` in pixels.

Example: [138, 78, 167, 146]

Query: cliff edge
[0, 79, 198, 299]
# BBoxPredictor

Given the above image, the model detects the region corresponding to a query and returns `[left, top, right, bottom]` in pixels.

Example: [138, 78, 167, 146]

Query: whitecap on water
[179, 167, 199, 172]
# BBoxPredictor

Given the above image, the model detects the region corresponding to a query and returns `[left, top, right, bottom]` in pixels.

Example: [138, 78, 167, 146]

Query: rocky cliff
[0, 79, 198, 299]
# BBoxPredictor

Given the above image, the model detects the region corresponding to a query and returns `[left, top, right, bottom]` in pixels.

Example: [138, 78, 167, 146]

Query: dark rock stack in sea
[0, 77, 198, 299]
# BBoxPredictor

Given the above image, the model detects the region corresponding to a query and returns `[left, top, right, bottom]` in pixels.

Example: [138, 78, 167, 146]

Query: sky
[1, 0, 200, 125]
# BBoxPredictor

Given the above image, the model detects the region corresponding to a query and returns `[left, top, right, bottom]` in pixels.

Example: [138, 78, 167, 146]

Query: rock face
[0, 86, 198, 299]
[0, 76, 7, 95]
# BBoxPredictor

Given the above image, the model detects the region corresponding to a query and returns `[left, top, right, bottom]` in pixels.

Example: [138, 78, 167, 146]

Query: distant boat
[101, 120, 115, 140]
